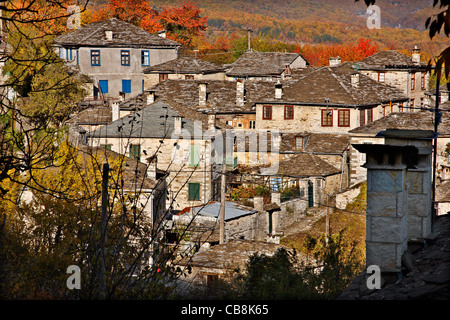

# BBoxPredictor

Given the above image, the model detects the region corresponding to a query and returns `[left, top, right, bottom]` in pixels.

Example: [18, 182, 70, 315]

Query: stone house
[87, 100, 230, 211]
[255, 62, 409, 134]
[225, 51, 309, 81]
[353, 47, 430, 109]
[348, 111, 450, 186]
[143, 56, 226, 88]
[53, 18, 181, 100]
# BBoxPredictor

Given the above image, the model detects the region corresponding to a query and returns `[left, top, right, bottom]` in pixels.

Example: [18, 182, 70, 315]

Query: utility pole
[246, 28, 253, 52]
[219, 162, 226, 244]
[99, 163, 109, 299]
[431, 76, 440, 231]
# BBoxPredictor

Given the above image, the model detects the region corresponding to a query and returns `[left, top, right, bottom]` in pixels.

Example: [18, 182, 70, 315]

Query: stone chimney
[147, 156, 157, 180]
[275, 81, 283, 99]
[353, 143, 419, 273]
[329, 56, 341, 67]
[198, 82, 207, 108]
[158, 30, 166, 38]
[112, 102, 120, 122]
[105, 30, 113, 41]
[351, 73, 360, 87]
[147, 91, 155, 104]
[208, 113, 216, 130]
[412, 45, 421, 65]
[174, 116, 182, 134]
[236, 79, 245, 107]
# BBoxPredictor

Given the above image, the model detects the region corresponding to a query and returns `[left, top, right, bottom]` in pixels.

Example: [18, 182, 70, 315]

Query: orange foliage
[90, 1, 208, 47]
[299, 38, 379, 66]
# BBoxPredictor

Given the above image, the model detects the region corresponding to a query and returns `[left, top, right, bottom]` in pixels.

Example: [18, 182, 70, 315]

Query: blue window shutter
[99, 80, 108, 94]
[76, 50, 79, 65]
[122, 79, 131, 93]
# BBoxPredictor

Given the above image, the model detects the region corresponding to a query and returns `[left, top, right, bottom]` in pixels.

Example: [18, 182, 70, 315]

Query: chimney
[329, 56, 341, 67]
[158, 30, 166, 38]
[112, 102, 120, 122]
[275, 81, 283, 99]
[236, 79, 245, 107]
[147, 91, 155, 104]
[351, 73, 360, 87]
[198, 82, 207, 108]
[208, 113, 216, 130]
[174, 116, 182, 134]
[412, 45, 421, 65]
[147, 156, 157, 180]
[105, 30, 113, 41]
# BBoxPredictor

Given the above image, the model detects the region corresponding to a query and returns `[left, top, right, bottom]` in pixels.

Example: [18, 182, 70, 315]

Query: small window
[91, 50, 100, 66]
[411, 72, 416, 90]
[262, 105, 272, 120]
[367, 108, 373, 123]
[378, 72, 385, 82]
[121, 50, 130, 66]
[338, 109, 350, 127]
[249, 120, 256, 129]
[321, 109, 333, 127]
[159, 74, 168, 83]
[129, 144, 141, 162]
[188, 182, 200, 200]
[284, 105, 294, 120]
[141, 50, 150, 66]
[226, 120, 233, 126]
[122, 79, 131, 93]
[100, 144, 112, 150]
[421, 73, 426, 90]
[189, 144, 200, 167]
[185, 75, 194, 80]
[295, 136, 303, 150]
[99, 80, 108, 94]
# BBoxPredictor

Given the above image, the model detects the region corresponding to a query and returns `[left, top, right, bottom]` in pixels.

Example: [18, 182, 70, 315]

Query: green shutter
[189, 144, 200, 167]
[188, 183, 200, 200]
[130, 144, 141, 162]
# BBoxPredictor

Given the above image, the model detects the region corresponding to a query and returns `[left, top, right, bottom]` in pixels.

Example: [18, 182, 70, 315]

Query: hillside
[142, 0, 447, 54]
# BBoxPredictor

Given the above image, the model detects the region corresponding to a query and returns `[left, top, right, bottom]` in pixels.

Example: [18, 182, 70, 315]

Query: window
[262, 105, 272, 120]
[249, 120, 256, 129]
[58, 47, 64, 59]
[129, 144, 141, 162]
[99, 80, 108, 94]
[295, 136, 303, 150]
[226, 120, 233, 126]
[359, 109, 365, 126]
[185, 75, 194, 80]
[66, 48, 72, 60]
[90, 50, 100, 66]
[159, 73, 168, 82]
[411, 72, 416, 90]
[421, 73, 426, 90]
[100, 144, 112, 150]
[122, 79, 131, 93]
[338, 109, 350, 127]
[399, 103, 404, 112]
[121, 50, 130, 66]
[284, 105, 294, 120]
[189, 144, 200, 167]
[141, 50, 150, 66]
[367, 108, 373, 123]
[188, 182, 200, 200]
[378, 72, 385, 82]
[321, 109, 333, 127]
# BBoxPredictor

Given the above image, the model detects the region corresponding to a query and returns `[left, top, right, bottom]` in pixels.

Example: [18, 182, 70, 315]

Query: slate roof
[53, 18, 180, 47]
[186, 201, 257, 222]
[349, 111, 450, 135]
[143, 56, 225, 74]
[257, 62, 408, 106]
[280, 133, 350, 154]
[88, 100, 226, 139]
[436, 180, 450, 203]
[67, 106, 112, 126]
[145, 79, 275, 114]
[354, 50, 427, 70]
[225, 51, 308, 77]
[261, 153, 341, 178]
